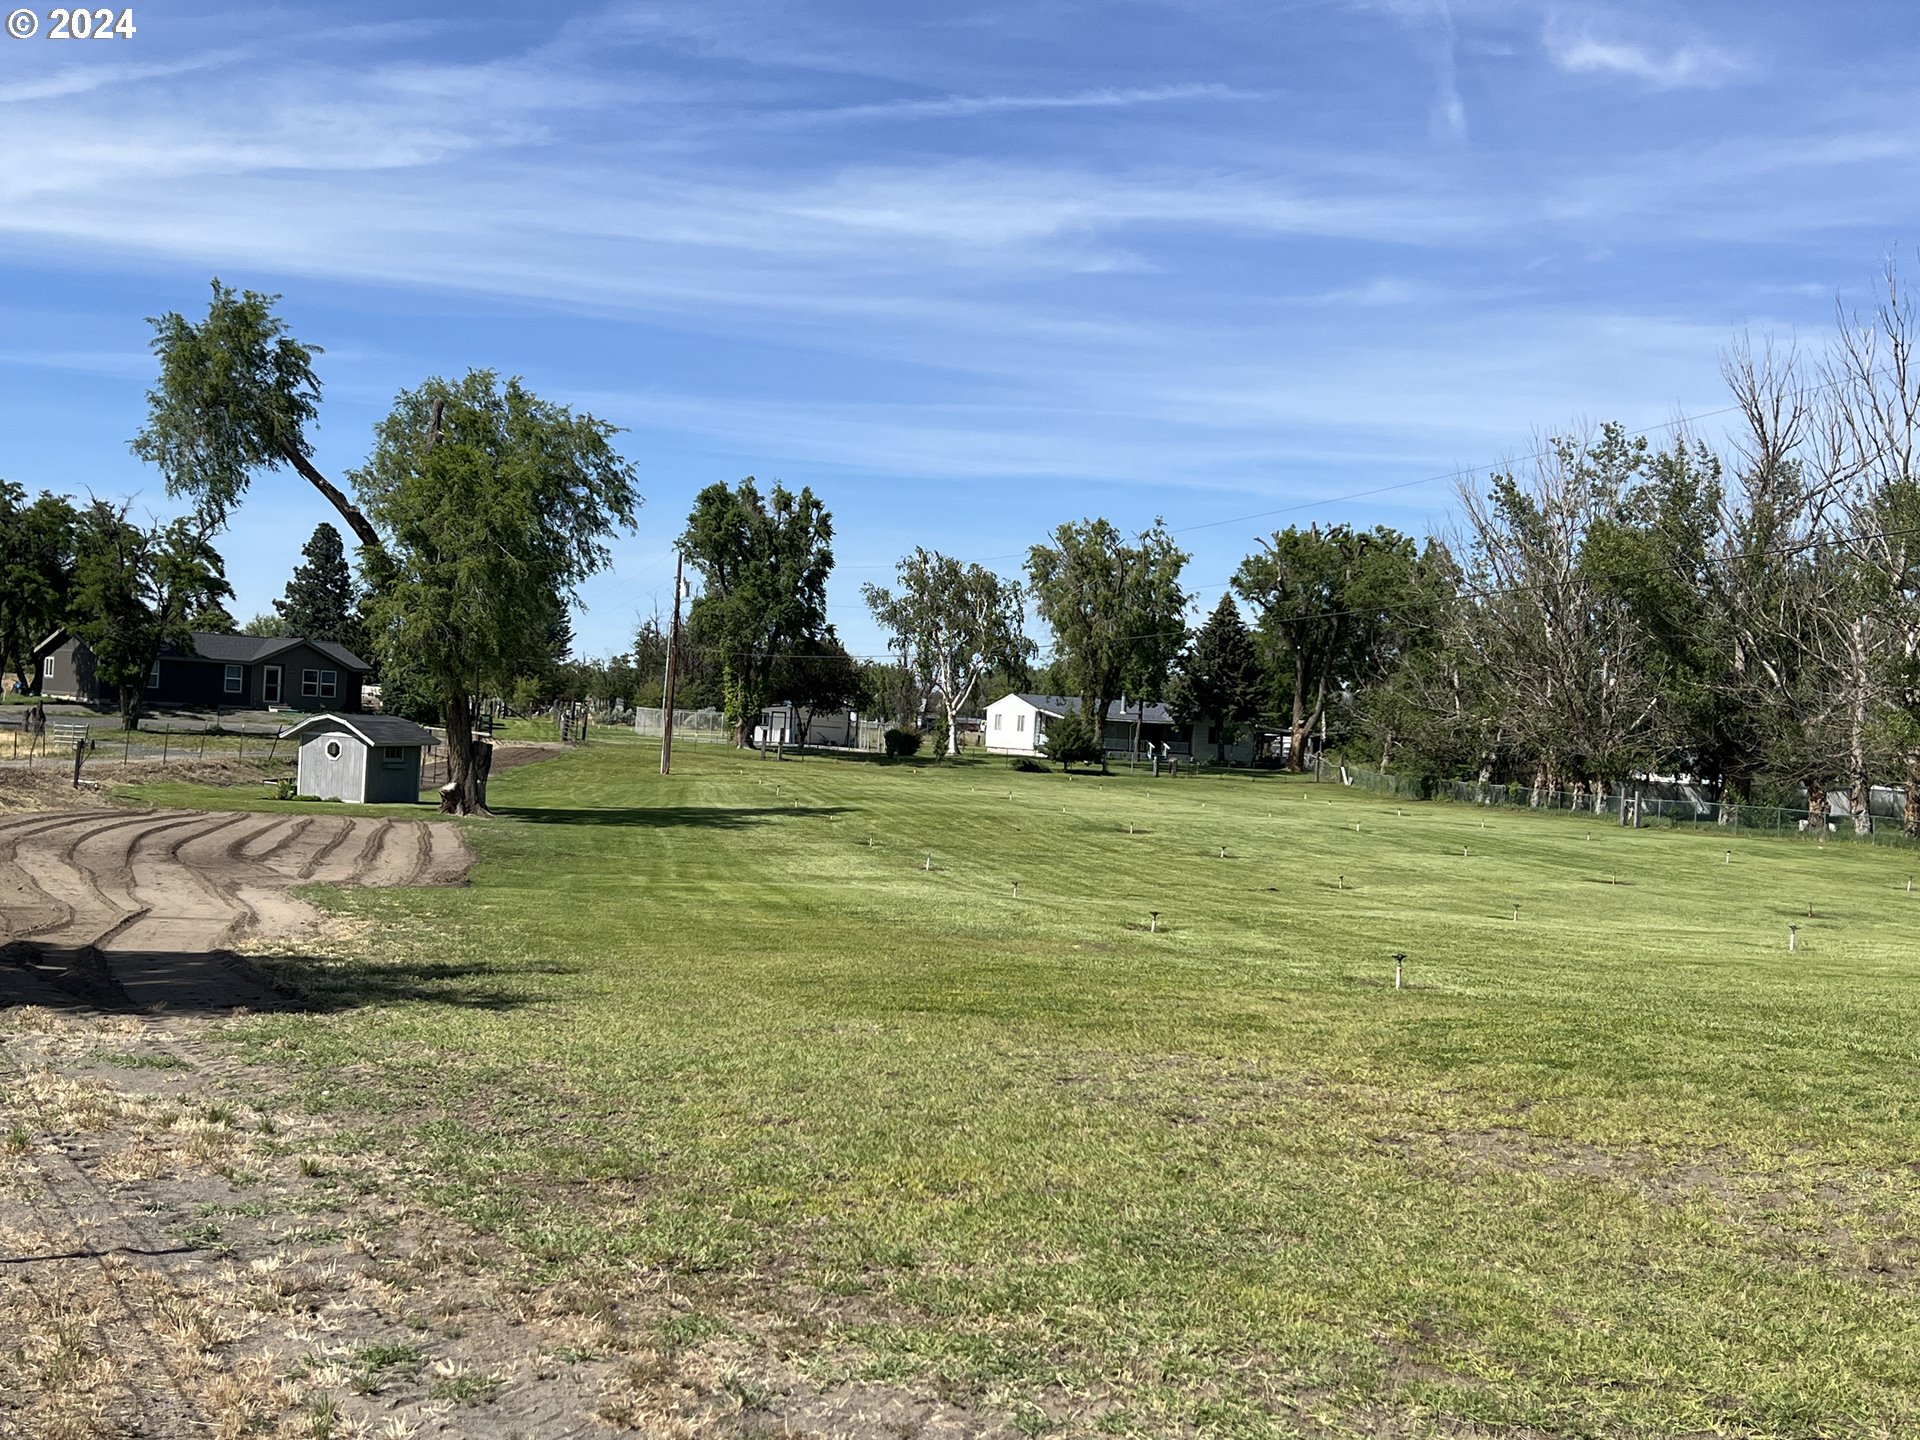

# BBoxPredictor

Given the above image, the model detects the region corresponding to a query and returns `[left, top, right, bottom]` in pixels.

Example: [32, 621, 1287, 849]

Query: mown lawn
[231, 743, 1920, 1438]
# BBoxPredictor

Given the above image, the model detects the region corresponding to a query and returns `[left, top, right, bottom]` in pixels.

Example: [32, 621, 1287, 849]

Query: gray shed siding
[296, 732, 423, 804]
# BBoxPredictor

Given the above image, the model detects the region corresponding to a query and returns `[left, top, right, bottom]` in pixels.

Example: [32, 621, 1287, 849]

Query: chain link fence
[631, 707, 731, 744]
[1319, 756, 1920, 845]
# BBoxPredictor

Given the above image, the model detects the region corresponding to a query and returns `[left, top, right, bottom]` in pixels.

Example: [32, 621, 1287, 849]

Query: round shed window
[325, 741, 342, 759]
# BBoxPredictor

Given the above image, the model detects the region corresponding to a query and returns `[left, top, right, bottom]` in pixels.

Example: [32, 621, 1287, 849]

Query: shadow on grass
[493, 803, 851, 828]
[1, 940, 552, 1016]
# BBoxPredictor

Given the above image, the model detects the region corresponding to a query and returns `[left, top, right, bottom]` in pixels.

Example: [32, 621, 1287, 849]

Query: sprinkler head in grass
[1725, 850, 1731, 865]
[1012, 880, 1019, 899]
[1513, 903, 1520, 922]
[924, 855, 934, 872]
[1393, 951, 1406, 989]
[1150, 910, 1160, 933]
[1789, 923, 1798, 952]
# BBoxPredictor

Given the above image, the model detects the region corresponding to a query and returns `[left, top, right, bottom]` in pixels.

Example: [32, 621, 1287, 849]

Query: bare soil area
[0, 811, 471, 1013]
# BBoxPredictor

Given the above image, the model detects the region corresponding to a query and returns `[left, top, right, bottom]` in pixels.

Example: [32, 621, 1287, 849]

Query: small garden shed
[280, 713, 437, 804]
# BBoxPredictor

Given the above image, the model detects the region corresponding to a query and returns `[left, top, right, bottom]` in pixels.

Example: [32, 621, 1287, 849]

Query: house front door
[263, 665, 283, 706]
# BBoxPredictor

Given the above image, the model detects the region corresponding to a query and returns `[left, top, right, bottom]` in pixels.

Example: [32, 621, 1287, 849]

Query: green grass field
[216, 744, 1919, 1438]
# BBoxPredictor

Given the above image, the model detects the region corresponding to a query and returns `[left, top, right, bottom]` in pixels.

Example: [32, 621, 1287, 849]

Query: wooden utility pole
[661, 549, 684, 775]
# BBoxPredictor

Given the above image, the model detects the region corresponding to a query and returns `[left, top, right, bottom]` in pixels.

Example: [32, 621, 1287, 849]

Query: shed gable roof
[278, 713, 438, 747]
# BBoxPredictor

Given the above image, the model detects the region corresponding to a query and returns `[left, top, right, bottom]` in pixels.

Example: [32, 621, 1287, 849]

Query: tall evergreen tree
[272, 523, 360, 645]
[1168, 593, 1265, 763]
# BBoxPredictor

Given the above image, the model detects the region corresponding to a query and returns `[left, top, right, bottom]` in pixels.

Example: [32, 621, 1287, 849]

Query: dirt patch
[0, 810, 473, 1014]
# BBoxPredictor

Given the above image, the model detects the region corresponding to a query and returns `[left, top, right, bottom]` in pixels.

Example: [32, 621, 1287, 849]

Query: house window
[302, 669, 338, 700]
[1015, 713, 1025, 733]
[146, 662, 161, 688]
[325, 740, 342, 759]
[381, 746, 407, 770]
[43, 656, 55, 678]
[224, 664, 243, 694]
[992, 713, 1002, 731]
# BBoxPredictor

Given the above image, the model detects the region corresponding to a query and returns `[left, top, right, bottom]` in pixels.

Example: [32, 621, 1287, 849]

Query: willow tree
[353, 372, 640, 812]
[133, 282, 639, 812]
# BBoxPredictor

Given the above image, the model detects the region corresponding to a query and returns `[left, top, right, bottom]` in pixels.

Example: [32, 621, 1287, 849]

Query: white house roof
[1000, 693, 1179, 726]
[277, 713, 438, 747]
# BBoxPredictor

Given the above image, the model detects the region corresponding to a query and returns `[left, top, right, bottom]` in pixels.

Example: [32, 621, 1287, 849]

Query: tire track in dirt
[11, 813, 174, 946]
[0, 813, 108, 937]
[49, 814, 228, 951]
[237, 815, 311, 865]
[1, 809, 475, 1012]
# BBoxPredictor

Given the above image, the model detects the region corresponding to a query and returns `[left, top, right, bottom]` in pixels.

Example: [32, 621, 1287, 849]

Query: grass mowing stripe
[150, 744, 1920, 1438]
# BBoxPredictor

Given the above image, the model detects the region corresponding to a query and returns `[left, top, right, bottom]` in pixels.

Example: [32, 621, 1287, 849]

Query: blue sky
[2, 0, 1917, 662]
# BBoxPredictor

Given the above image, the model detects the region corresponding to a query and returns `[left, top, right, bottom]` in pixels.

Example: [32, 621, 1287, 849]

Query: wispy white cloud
[0, 51, 248, 104]
[1543, 18, 1749, 89]
[777, 81, 1264, 126]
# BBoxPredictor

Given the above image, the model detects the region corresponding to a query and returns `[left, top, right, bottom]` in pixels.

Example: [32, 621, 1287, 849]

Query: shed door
[263, 665, 283, 705]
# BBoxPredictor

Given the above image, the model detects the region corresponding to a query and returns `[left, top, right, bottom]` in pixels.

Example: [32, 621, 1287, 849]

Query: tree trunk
[945, 696, 961, 758]
[440, 691, 493, 815]
[1848, 634, 1873, 834]
[1905, 750, 1920, 839]
[1528, 760, 1547, 808]
[281, 443, 383, 552]
[1805, 778, 1830, 830]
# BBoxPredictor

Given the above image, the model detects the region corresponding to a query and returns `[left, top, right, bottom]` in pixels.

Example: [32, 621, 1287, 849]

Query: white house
[981, 692, 1261, 764]
[280, 713, 438, 804]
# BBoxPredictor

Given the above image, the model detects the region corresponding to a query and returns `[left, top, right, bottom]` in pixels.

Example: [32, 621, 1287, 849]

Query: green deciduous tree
[769, 634, 863, 745]
[0, 482, 79, 693]
[353, 371, 641, 812]
[864, 549, 1034, 758]
[679, 479, 834, 745]
[69, 502, 231, 727]
[1167, 593, 1265, 763]
[133, 281, 375, 546]
[1026, 518, 1189, 772]
[1233, 523, 1421, 771]
[135, 284, 639, 813]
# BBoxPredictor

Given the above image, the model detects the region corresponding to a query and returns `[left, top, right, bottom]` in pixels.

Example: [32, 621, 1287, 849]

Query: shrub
[1011, 756, 1049, 773]
[275, 778, 298, 800]
[1042, 712, 1102, 772]
[883, 727, 923, 759]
